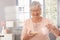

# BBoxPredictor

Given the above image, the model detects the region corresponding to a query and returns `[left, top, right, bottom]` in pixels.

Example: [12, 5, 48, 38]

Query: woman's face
[30, 5, 41, 18]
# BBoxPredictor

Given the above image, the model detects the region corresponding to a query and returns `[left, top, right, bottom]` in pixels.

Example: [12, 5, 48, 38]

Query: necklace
[32, 22, 41, 32]
[30, 18, 43, 32]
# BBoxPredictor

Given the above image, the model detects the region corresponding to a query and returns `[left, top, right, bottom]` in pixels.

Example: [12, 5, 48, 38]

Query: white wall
[0, 0, 16, 21]
[5, 6, 16, 21]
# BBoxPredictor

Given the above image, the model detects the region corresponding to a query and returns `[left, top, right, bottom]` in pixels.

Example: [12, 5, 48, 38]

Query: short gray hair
[30, 1, 41, 8]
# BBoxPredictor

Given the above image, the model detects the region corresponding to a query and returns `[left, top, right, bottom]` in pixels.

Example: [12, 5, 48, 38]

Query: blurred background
[0, 0, 60, 40]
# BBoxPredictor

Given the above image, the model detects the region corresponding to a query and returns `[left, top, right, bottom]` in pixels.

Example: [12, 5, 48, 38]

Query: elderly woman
[21, 1, 60, 40]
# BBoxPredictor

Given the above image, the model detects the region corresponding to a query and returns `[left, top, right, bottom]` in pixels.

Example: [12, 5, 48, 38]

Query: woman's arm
[21, 20, 37, 40]
[47, 24, 60, 37]
[23, 31, 37, 40]
[21, 27, 37, 40]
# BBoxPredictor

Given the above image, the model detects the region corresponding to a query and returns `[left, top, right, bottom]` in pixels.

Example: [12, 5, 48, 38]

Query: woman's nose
[34, 12, 37, 14]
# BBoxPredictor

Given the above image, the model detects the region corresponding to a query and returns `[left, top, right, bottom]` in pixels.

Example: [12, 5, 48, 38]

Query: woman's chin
[33, 16, 40, 18]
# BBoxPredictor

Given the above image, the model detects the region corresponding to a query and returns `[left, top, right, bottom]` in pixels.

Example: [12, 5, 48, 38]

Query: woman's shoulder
[42, 17, 53, 24]
[42, 17, 51, 21]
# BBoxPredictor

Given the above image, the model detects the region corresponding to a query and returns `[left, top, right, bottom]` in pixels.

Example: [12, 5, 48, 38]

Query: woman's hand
[23, 31, 37, 40]
[46, 24, 60, 37]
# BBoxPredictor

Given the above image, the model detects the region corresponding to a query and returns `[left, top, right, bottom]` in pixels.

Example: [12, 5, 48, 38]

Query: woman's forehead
[30, 5, 41, 10]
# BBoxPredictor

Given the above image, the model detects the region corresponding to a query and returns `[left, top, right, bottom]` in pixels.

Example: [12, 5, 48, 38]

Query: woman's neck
[32, 16, 42, 23]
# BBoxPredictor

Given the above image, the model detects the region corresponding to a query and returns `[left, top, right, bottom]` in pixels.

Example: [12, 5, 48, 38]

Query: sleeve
[21, 21, 28, 40]
[47, 19, 54, 25]
[46, 19, 57, 27]
[46, 19, 57, 31]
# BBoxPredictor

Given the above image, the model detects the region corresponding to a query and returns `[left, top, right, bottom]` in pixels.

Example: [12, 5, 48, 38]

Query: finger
[29, 31, 32, 34]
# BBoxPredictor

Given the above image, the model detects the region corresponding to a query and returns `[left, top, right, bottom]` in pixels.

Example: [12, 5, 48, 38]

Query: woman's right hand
[23, 31, 37, 40]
